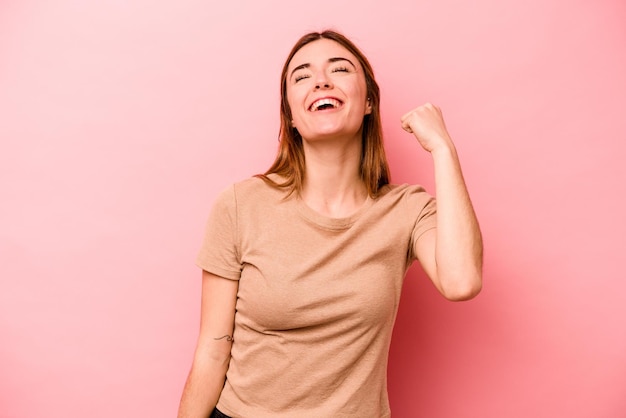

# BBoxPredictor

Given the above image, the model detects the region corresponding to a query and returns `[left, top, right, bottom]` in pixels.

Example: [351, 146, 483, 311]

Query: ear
[365, 98, 372, 115]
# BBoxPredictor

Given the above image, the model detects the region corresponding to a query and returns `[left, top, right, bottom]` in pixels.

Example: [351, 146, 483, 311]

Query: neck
[300, 134, 367, 218]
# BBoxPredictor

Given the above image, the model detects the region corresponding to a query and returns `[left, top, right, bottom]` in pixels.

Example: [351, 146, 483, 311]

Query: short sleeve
[409, 192, 437, 262]
[195, 185, 242, 280]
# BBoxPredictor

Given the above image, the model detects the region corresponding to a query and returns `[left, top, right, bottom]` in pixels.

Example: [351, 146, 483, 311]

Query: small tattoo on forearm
[214, 335, 234, 342]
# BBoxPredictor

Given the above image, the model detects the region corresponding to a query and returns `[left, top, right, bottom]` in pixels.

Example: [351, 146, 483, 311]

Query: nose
[314, 71, 333, 90]
[315, 82, 331, 90]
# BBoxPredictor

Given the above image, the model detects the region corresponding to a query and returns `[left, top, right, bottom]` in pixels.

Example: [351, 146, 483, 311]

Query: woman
[178, 30, 482, 418]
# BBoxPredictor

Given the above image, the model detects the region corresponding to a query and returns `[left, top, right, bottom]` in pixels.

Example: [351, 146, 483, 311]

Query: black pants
[210, 408, 231, 418]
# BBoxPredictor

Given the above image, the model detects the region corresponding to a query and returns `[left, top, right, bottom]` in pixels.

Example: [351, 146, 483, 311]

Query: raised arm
[402, 103, 483, 301]
[178, 270, 238, 417]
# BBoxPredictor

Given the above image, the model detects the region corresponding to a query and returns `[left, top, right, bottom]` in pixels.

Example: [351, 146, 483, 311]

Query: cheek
[343, 79, 367, 104]
[286, 91, 302, 118]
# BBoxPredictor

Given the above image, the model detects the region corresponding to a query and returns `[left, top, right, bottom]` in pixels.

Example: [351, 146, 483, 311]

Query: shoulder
[374, 183, 436, 221]
[212, 175, 287, 213]
[378, 183, 433, 203]
[231, 175, 286, 201]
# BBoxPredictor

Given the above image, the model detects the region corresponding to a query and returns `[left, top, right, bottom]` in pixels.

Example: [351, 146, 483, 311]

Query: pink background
[1, 1, 625, 417]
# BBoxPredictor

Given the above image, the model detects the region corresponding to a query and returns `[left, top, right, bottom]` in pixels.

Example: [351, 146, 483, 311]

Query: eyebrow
[289, 57, 356, 79]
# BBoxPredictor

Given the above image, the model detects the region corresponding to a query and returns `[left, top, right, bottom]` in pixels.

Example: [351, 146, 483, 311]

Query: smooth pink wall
[1, 1, 625, 417]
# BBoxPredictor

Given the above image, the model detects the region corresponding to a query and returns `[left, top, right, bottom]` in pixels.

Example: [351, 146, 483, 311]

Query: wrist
[430, 142, 457, 159]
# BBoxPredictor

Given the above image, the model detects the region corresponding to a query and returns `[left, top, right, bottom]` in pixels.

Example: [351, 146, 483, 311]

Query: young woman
[178, 30, 483, 418]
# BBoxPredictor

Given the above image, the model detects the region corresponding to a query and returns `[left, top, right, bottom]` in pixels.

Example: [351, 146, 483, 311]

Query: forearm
[178, 347, 230, 418]
[432, 144, 483, 300]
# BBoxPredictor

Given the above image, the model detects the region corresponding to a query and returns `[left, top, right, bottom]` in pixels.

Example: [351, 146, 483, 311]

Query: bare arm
[402, 103, 483, 301]
[178, 270, 238, 417]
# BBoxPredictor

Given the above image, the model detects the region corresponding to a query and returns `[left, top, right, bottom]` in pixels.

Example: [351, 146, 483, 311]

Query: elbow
[194, 340, 232, 368]
[440, 272, 482, 301]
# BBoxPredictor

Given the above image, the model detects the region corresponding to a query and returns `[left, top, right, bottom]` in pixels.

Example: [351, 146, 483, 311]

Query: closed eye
[294, 73, 310, 83]
[331, 66, 349, 73]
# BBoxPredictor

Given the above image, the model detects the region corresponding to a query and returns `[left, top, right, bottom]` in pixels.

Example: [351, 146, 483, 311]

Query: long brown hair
[258, 30, 390, 197]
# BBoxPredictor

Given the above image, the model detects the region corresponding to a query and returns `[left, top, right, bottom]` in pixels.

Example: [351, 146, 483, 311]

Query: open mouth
[309, 98, 343, 112]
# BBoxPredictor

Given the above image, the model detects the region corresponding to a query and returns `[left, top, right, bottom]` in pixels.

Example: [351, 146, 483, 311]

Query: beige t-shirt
[196, 176, 436, 418]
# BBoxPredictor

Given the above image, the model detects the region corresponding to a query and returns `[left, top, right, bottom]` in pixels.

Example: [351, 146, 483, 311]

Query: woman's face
[286, 38, 371, 143]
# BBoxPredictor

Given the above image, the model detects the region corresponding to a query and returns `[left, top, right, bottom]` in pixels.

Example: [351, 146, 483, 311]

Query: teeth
[310, 98, 341, 111]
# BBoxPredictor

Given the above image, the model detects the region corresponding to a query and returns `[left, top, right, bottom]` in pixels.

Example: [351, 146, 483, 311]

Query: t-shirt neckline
[295, 194, 375, 231]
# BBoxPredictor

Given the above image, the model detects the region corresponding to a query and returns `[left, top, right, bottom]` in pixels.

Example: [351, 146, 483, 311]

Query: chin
[301, 126, 363, 142]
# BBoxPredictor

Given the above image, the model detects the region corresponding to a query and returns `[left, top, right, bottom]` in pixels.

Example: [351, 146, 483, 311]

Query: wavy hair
[257, 30, 390, 197]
